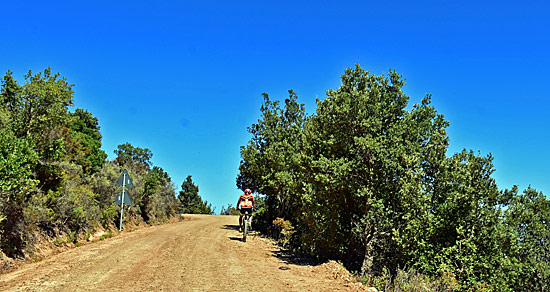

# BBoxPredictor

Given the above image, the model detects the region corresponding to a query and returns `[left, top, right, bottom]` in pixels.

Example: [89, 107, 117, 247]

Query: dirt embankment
[0, 214, 369, 292]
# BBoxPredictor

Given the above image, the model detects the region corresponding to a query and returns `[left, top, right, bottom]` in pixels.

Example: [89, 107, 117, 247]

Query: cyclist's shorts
[240, 207, 253, 215]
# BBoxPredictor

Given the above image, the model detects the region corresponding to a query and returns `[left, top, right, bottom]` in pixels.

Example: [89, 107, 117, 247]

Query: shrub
[100, 204, 118, 228]
[272, 217, 295, 247]
[251, 207, 269, 233]
[100, 231, 113, 240]
[366, 267, 460, 292]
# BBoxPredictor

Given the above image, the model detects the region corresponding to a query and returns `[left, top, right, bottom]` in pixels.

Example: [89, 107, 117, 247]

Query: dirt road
[0, 215, 360, 292]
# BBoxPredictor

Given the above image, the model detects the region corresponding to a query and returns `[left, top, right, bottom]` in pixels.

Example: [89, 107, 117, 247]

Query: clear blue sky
[2, 0, 548, 211]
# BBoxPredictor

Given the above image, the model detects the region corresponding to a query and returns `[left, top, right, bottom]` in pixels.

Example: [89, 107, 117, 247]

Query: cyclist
[237, 189, 255, 232]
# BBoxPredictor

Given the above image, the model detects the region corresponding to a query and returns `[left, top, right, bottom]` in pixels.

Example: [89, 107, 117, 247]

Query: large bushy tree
[300, 65, 451, 274]
[237, 64, 548, 291]
[237, 90, 306, 225]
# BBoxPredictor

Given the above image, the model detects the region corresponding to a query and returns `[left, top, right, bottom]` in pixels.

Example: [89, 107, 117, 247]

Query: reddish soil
[0, 214, 366, 292]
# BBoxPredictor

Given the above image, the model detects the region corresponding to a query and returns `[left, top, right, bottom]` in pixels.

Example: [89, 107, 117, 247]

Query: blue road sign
[114, 190, 133, 205]
[116, 169, 134, 187]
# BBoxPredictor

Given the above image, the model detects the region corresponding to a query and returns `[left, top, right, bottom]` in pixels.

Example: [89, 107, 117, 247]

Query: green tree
[111, 145, 179, 225]
[141, 166, 172, 221]
[237, 92, 281, 194]
[0, 129, 38, 256]
[416, 150, 513, 290]
[299, 65, 451, 275]
[237, 90, 306, 237]
[1, 70, 21, 113]
[13, 68, 73, 146]
[0, 68, 80, 257]
[178, 175, 213, 214]
[220, 204, 239, 215]
[0, 71, 20, 128]
[0, 68, 182, 262]
[505, 187, 549, 291]
[237, 63, 547, 291]
[114, 143, 153, 172]
[67, 109, 107, 174]
[1, 69, 76, 197]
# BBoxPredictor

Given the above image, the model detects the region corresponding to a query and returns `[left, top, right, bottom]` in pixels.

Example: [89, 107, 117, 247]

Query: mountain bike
[242, 211, 251, 242]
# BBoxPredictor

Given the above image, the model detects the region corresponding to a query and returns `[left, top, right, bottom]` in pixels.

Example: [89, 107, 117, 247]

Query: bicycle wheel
[243, 218, 249, 242]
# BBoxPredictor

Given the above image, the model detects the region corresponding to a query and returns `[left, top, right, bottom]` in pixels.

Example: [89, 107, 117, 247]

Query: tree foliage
[141, 166, 179, 221]
[505, 187, 550, 291]
[68, 109, 107, 174]
[0, 129, 38, 256]
[114, 142, 153, 172]
[220, 204, 239, 215]
[237, 90, 306, 223]
[238, 64, 548, 291]
[178, 175, 213, 214]
[0, 68, 180, 261]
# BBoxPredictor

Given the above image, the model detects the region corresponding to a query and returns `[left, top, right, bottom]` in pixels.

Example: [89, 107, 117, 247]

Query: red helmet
[245, 189, 252, 194]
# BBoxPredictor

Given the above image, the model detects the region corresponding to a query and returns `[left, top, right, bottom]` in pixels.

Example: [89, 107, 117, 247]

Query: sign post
[115, 169, 133, 231]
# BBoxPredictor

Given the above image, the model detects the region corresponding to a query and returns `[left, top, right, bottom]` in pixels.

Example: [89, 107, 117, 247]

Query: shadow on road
[222, 224, 240, 231]
[222, 223, 325, 265]
[272, 249, 323, 267]
[223, 224, 245, 242]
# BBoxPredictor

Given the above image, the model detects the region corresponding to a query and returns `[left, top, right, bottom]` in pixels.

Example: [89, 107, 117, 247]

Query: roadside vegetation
[238, 64, 549, 291]
[178, 175, 214, 214]
[0, 68, 210, 268]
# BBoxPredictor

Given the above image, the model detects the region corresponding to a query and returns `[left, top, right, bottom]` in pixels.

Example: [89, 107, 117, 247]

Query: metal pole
[119, 172, 126, 231]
